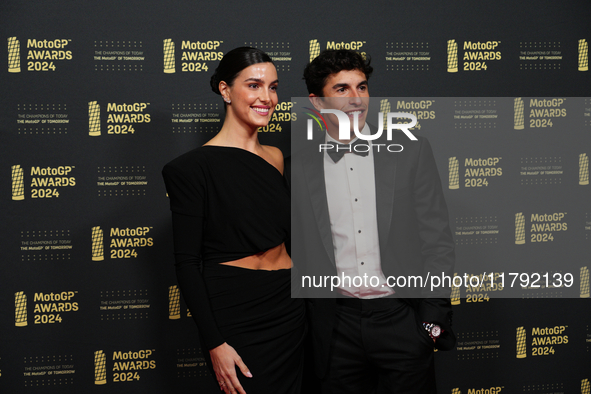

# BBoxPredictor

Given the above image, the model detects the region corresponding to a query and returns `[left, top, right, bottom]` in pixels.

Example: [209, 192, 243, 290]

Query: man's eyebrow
[330, 80, 368, 90]
[331, 83, 351, 90]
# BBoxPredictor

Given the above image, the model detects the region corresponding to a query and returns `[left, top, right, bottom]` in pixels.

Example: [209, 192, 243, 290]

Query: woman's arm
[164, 164, 252, 393]
[172, 212, 225, 349]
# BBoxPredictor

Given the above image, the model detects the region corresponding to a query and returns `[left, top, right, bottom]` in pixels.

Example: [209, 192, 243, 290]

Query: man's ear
[308, 94, 323, 112]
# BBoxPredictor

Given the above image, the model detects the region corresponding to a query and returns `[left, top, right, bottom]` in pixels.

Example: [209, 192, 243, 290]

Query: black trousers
[321, 298, 436, 394]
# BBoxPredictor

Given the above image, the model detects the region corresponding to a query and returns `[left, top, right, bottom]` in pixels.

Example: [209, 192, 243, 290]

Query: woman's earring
[224, 97, 231, 104]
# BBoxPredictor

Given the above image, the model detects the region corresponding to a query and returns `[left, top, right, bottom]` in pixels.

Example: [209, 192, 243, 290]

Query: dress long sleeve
[163, 164, 225, 350]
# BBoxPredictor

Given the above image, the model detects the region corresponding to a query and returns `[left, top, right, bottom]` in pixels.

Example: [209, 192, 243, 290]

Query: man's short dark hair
[303, 49, 373, 96]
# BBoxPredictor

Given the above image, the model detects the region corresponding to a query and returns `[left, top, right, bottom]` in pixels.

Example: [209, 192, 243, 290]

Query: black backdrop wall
[1, 1, 590, 393]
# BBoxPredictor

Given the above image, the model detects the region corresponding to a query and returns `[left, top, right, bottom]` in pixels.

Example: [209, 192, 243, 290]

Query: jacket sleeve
[412, 138, 456, 350]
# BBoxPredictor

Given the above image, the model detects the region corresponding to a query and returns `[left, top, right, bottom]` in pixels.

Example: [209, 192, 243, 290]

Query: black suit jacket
[287, 131, 455, 378]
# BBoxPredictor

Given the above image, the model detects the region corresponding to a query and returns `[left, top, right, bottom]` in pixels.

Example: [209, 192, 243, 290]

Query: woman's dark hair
[210, 47, 274, 95]
[303, 49, 373, 96]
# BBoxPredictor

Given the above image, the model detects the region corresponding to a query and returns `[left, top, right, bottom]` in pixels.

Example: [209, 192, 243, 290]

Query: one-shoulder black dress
[162, 146, 305, 393]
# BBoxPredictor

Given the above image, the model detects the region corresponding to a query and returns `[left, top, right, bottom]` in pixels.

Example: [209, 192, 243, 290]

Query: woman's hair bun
[210, 72, 221, 95]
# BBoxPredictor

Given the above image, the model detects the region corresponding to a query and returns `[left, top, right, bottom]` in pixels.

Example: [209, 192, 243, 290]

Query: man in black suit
[289, 49, 455, 393]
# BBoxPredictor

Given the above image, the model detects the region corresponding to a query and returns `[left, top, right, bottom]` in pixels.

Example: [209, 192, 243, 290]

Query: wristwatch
[422, 322, 443, 340]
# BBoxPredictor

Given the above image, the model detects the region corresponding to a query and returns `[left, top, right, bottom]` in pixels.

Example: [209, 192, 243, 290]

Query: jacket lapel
[373, 141, 397, 254]
[301, 147, 337, 267]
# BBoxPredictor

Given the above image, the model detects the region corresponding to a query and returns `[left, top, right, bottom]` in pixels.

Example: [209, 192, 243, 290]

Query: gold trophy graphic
[89, 101, 101, 136]
[578, 39, 588, 72]
[169, 285, 181, 319]
[8, 37, 21, 73]
[450, 273, 461, 305]
[581, 266, 590, 298]
[163, 39, 175, 74]
[12, 165, 25, 200]
[452, 389, 461, 394]
[514, 98, 524, 130]
[447, 40, 458, 73]
[516, 326, 527, 358]
[94, 350, 107, 385]
[92, 226, 104, 261]
[579, 153, 589, 185]
[515, 213, 525, 245]
[15, 291, 27, 327]
[309, 39, 320, 62]
[380, 99, 391, 131]
[448, 157, 459, 189]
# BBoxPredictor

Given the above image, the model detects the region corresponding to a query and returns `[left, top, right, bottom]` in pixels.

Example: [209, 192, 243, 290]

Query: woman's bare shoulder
[261, 145, 284, 174]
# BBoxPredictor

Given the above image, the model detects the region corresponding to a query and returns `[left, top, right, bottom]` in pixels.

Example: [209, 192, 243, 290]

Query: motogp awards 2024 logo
[7, 37, 73, 73]
[162, 39, 223, 74]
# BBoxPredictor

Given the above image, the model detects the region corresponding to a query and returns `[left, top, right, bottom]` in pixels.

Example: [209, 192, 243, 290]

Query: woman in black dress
[162, 47, 305, 394]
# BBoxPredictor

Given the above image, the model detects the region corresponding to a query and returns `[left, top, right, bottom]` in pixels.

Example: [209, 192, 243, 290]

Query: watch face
[431, 325, 441, 338]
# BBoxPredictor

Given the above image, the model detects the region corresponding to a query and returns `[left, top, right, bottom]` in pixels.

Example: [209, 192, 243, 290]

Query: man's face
[310, 69, 370, 142]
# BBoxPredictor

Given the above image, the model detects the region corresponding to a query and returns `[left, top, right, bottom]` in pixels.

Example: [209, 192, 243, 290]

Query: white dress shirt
[324, 126, 394, 298]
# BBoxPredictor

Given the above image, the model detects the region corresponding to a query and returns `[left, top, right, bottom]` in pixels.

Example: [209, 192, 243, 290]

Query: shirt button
[350, 168, 353, 171]
[360, 262, 364, 265]
[354, 198, 358, 202]
[358, 230, 361, 233]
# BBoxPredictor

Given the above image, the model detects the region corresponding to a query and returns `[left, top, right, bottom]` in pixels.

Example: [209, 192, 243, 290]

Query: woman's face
[222, 62, 278, 130]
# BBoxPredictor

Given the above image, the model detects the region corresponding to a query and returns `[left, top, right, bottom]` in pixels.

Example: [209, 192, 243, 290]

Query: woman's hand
[209, 342, 252, 394]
